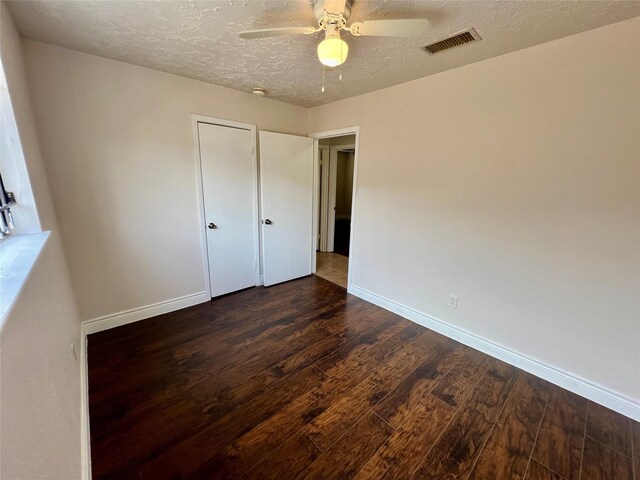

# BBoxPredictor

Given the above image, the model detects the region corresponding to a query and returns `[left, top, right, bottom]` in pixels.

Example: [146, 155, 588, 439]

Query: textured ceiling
[6, 0, 640, 107]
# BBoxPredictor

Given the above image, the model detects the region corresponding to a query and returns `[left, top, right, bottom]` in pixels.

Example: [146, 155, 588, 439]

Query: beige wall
[309, 18, 640, 401]
[23, 41, 309, 321]
[0, 4, 82, 479]
[1, 240, 82, 480]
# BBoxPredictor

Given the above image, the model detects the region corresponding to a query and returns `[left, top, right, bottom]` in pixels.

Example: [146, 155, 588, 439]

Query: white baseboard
[79, 290, 210, 479]
[82, 291, 210, 335]
[348, 284, 640, 421]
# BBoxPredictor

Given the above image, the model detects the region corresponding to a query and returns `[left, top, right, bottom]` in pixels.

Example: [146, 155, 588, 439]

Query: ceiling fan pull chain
[321, 65, 326, 93]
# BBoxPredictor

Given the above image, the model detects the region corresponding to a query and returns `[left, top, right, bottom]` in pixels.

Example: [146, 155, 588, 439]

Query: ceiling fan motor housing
[314, 0, 352, 21]
[324, 21, 342, 39]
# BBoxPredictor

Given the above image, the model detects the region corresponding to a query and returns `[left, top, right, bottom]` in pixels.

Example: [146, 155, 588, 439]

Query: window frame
[0, 172, 16, 238]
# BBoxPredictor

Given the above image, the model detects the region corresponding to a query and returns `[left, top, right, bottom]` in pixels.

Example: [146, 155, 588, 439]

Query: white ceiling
[6, 0, 640, 107]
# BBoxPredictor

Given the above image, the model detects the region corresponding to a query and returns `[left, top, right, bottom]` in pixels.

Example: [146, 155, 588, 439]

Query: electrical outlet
[358, 187, 365, 197]
[448, 295, 459, 309]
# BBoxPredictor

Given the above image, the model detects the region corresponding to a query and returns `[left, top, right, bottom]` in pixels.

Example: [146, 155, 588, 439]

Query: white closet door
[260, 131, 314, 286]
[198, 122, 257, 297]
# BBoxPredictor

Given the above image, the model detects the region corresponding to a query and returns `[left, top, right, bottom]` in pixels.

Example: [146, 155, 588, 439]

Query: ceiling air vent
[422, 28, 481, 55]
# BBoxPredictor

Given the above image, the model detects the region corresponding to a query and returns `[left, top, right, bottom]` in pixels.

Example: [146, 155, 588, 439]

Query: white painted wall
[309, 18, 640, 402]
[22, 41, 309, 321]
[0, 4, 82, 479]
[1, 239, 82, 480]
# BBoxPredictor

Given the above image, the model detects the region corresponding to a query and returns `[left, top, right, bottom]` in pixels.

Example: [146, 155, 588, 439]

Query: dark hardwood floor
[88, 276, 639, 480]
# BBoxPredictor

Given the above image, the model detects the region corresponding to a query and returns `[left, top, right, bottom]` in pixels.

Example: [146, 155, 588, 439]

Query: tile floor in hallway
[315, 252, 348, 288]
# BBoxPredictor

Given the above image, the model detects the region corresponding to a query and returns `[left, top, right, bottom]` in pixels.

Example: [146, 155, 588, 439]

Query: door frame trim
[192, 114, 260, 298]
[318, 145, 330, 252]
[308, 126, 360, 291]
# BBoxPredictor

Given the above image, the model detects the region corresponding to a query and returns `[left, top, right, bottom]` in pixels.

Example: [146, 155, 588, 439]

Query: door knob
[208, 222, 217, 229]
[264, 219, 273, 225]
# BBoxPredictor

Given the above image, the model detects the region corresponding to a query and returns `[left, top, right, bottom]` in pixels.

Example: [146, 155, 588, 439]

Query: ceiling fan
[239, 0, 430, 68]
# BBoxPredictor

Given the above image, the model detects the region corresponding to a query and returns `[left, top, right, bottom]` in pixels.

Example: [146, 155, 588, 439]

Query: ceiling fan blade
[349, 19, 430, 37]
[239, 26, 318, 40]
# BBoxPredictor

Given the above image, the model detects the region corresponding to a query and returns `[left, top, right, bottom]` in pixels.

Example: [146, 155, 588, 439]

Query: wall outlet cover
[448, 295, 459, 309]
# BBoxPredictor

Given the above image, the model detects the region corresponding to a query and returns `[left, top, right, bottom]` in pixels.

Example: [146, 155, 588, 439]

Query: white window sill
[0, 232, 50, 330]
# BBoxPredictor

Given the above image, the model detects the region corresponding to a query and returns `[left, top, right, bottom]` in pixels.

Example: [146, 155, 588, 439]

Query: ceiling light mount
[318, 12, 347, 32]
[313, 0, 352, 22]
[252, 87, 267, 96]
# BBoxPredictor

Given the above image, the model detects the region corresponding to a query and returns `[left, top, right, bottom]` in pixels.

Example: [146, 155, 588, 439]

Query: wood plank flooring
[88, 276, 639, 480]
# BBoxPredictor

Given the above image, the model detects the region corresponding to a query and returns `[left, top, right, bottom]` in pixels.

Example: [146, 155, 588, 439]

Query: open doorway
[314, 134, 356, 288]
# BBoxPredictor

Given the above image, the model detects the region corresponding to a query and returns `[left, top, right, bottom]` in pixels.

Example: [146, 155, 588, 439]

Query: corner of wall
[0, 4, 85, 479]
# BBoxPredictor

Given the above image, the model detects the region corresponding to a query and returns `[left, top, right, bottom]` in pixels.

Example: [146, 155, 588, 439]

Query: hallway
[315, 252, 348, 288]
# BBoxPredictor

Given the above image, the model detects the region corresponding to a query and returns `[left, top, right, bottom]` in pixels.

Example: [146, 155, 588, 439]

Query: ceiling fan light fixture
[317, 35, 348, 67]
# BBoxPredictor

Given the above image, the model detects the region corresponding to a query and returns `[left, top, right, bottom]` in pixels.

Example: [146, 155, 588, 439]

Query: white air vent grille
[422, 28, 481, 55]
